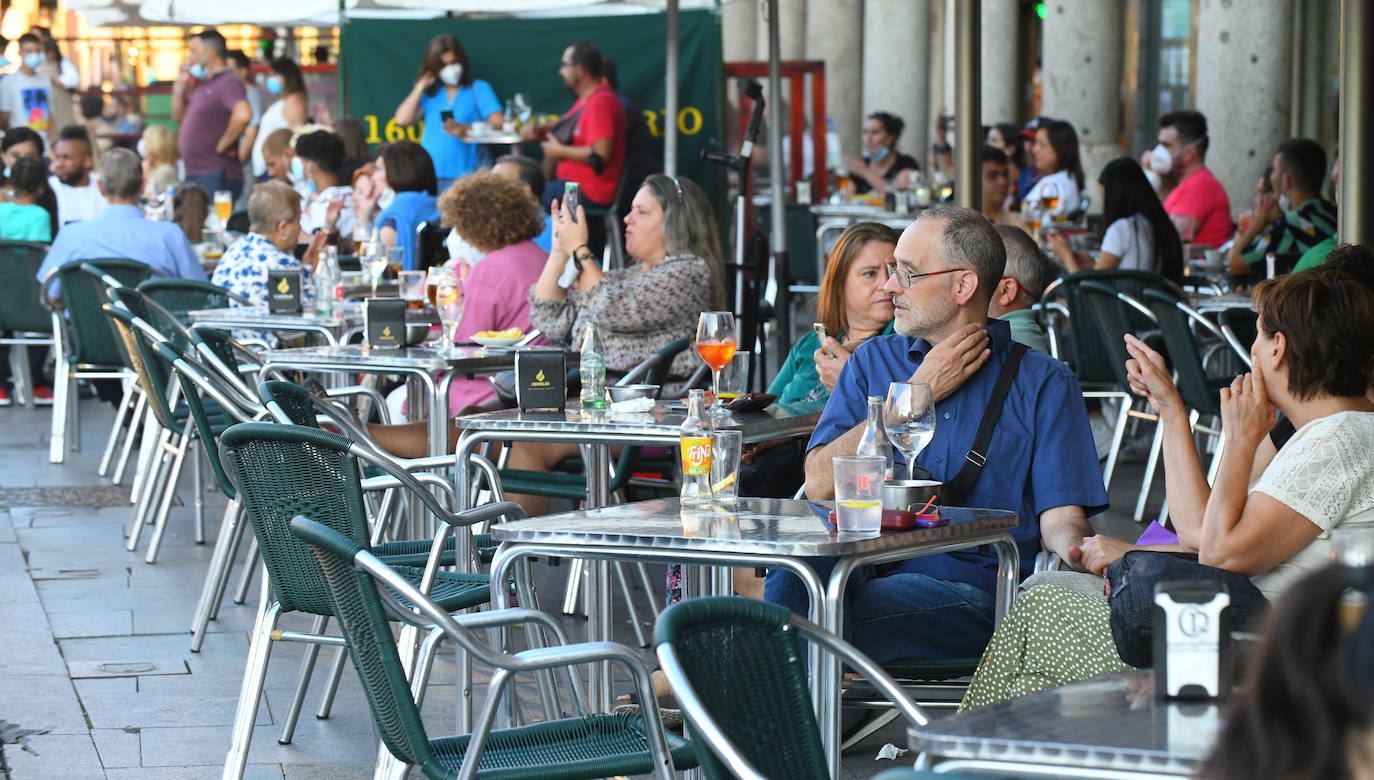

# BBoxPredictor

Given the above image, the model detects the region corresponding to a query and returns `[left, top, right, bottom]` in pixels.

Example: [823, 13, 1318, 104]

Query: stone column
[980, 0, 1019, 123]
[862, 0, 930, 165]
[721, 0, 757, 63]
[804, 0, 863, 157]
[1195, 0, 1293, 211]
[1041, 0, 1124, 210]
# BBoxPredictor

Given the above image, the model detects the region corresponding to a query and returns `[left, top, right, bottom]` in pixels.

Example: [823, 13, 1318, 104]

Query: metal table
[909, 670, 1219, 778]
[189, 304, 364, 346]
[489, 497, 1020, 777]
[258, 344, 518, 460]
[1188, 293, 1254, 315]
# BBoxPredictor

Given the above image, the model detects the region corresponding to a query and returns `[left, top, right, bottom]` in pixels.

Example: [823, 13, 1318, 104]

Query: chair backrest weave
[0, 240, 53, 333]
[258, 380, 321, 427]
[57, 258, 152, 366]
[1144, 288, 1232, 416]
[289, 517, 442, 773]
[655, 596, 827, 780]
[220, 423, 371, 615]
[107, 285, 194, 353]
[1077, 281, 1143, 396]
[1053, 269, 1176, 385]
[138, 278, 238, 321]
[102, 303, 182, 431]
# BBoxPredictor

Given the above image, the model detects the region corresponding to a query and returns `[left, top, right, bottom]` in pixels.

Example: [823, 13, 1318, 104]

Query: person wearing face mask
[1227, 138, 1337, 277]
[0, 34, 58, 135]
[172, 29, 252, 201]
[352, 140, 440, 270]
[250, 58, 308, 182]
[1155, 110, 1232, 249]
[211, 181, 327, 342]
[292, 129, 355, 243]
[845, 111, 920, 196]
[393, 34, 502, 192]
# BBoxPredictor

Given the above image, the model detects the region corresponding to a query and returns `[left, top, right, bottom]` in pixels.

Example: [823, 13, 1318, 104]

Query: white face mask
[445, 228, 485, 267]
[136, 137, 148, 159]
[377, 187, 396, 211]
[438, 63, 464, 86]
[1278, 193, 1291, 212]
[1149, 144, 1173, 175]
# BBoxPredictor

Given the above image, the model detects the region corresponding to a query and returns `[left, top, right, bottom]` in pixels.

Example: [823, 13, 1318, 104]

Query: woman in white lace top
[961, 267, 1374, 709]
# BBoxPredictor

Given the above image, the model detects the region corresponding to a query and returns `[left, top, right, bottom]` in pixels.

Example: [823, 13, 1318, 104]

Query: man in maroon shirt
[523, 40, 626, 211]
[172, 29, 251, 200]
[1157, 110, 1232, 249]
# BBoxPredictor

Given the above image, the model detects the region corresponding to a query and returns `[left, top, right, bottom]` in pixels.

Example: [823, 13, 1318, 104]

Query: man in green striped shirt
[1226, 138, 1337, 276]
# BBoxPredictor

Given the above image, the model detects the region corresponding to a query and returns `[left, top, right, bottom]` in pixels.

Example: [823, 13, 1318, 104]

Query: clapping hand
[910, 324, 991, 402]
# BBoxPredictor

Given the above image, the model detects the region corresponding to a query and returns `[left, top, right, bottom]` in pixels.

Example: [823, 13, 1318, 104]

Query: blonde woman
[141, 125, 179, 201]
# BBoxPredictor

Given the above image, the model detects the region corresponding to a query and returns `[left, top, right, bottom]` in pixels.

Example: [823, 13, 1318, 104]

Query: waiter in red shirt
[1156, 110, 1232, 249]
[523, 40, 626, 214]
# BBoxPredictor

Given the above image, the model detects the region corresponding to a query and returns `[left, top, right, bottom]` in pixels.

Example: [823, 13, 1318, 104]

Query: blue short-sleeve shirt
[418, 79, 502, 180]
[810, 318, 1109, 592]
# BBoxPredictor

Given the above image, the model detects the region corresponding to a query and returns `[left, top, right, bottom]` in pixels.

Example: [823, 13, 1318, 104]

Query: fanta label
[680, 437, 712, 475]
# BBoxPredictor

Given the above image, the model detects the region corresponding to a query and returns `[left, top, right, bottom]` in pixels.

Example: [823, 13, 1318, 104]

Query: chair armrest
[324, 384, 392, 425]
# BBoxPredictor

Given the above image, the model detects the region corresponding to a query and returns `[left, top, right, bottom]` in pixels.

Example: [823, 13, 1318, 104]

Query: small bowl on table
[881, 479, 942, 512]
[472, 335, 522, 347]
[607, 384, 662, 403]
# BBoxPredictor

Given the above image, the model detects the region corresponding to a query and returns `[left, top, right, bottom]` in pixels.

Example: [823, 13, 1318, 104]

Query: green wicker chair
[218, 422, 519, 779]
[288, 514, 696, 780]
[138, 277, 249, 322]
[0, 240, 54, 408]
[654, 596, 928, 780]
[43, 257, 152, 463]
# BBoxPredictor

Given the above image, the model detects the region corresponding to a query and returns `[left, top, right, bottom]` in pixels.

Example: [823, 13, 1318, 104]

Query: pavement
[0, 394, 1154, 779]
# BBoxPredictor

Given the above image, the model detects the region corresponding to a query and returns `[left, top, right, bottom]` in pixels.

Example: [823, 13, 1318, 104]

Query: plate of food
[471, 328, 524, 347]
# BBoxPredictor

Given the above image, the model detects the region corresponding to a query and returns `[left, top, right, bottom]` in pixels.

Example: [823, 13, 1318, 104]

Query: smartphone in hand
[440, 110, 454, 123]
[813, 323, 834, 358]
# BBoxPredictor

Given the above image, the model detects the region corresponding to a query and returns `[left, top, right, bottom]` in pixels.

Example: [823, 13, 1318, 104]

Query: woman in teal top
[768, 221, 900, 403]
[0, 156, 57, 242]
[392, 34, 503, 191]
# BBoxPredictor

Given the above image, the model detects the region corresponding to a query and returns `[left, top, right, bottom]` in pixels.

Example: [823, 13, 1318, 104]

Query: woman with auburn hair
[1024, 119, 1085, 219]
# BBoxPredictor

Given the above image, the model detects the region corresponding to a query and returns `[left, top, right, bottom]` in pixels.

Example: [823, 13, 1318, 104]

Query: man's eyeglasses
[886, 263, 964, 289]
[1001, 276, 1032, 300]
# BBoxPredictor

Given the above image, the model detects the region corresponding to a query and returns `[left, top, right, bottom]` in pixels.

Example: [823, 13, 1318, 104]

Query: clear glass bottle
[856, 395, 894, 481]
[313, 247, 338, 316]
[679, 389, 713, 506]
[578, 321, 606, 410]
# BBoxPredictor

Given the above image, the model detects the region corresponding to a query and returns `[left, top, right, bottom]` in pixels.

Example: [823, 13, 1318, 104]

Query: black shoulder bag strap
[944, 342, 1029, 503]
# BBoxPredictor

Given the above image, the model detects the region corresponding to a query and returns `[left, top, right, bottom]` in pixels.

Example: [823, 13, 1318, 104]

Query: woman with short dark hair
[961, 268, 1374, 709]
[353, 140, 440, 270]
[393, 34, 503, 190]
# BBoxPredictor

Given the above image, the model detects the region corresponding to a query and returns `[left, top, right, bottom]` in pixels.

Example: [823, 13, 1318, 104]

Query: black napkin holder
[365, 298, 406, 349]
[266, 270, 303, 313]
[515, 350, 566, 411]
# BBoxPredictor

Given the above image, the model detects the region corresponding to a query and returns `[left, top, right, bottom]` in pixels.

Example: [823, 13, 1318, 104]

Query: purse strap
[944, 341, 1029, 502]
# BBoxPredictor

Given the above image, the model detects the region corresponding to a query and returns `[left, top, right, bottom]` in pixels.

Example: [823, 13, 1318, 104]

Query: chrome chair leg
[127, 427, 173, 548]
[278, 615, 328, 744]
[1133, 422, 1167, 522]
[98, 379, 135, 477]
[191, 500, 241, 652]
[112, 392, 147, 486]
[233, 538, 259, 605]
[145, 424, 192, 563]
[614, 562, 649, 648]
[48, 370, 70, 464]
[223, 586, 278, 780]
[314, 644, 349, 720]
[208, 510, 249, 622]
[191, 441, 205, 545]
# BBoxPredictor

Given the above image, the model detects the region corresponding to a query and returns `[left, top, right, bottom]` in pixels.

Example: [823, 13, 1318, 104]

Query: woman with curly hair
[367, 171, 547, 458]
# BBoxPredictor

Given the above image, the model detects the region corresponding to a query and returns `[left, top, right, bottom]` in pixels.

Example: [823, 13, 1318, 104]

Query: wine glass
[1039, 180, 1060, 218]
[884, 382, 936, 481]
[364, 245, 389, 298]
[696, 311, 737, 417]
[433, 268, 464, 354]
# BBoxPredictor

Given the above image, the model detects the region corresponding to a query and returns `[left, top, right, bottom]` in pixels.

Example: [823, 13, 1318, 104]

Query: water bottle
[856, 395, 894, 481]
[578, 321, 606, 409]
[679, 389, 713, 506]
[314, 247, 339, 316]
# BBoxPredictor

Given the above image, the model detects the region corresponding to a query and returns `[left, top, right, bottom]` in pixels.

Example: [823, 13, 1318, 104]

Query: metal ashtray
[607, 384, 661, 403]
[881, 479, 942, 512]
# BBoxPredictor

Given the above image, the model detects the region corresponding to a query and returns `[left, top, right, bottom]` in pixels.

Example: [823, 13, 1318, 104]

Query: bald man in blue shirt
[766, 206, 1108, 663]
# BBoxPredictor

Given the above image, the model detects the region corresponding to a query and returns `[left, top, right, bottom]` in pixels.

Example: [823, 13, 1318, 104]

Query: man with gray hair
[989, 223, 1051, 353]
[37, 147, 204, 300]
[766, 205, 1106, 664]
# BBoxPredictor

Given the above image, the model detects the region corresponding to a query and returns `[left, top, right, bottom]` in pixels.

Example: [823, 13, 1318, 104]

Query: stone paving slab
[2, 733, 106, 779]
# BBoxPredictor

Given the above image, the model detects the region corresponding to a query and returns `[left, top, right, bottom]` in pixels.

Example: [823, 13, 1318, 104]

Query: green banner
[340, 10, 723, 192]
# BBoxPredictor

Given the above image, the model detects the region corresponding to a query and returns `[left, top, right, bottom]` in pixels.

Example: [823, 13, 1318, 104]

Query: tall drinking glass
[364, 246, 389, 298]
[433, 268, 464, 354]
[213, 190, 233, 228]
[696, 311, 737, 417]
[884, 382, 936, 481]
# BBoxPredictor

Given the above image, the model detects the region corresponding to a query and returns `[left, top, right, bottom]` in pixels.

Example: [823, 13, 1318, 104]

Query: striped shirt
[1240, 197, 1338, 265]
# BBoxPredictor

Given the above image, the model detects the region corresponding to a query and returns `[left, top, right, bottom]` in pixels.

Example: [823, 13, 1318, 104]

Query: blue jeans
[185, 171, 243, 200]
[764, 558, 996, 664]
